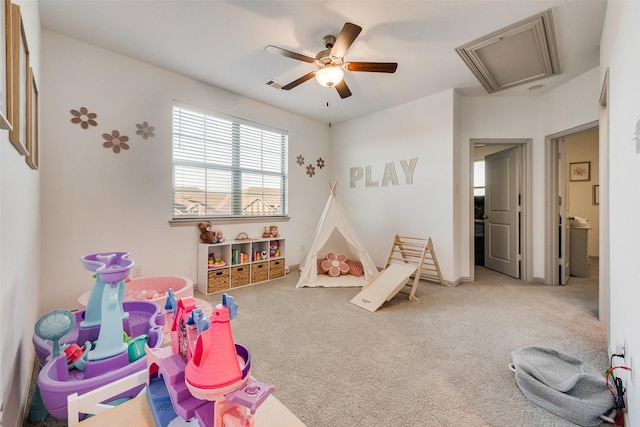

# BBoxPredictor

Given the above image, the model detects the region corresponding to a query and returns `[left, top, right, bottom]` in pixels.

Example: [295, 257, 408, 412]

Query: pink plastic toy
[145, 294, 274, 427]
[77, 276, 194, 310]
[185, 305, 245, 398]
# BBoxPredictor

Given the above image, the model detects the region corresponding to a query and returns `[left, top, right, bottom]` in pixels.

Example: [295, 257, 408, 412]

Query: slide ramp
[350, 263, 417, 312]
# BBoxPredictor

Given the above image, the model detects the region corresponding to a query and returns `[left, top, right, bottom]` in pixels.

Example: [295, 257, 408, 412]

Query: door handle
[482, 214, 488, 220]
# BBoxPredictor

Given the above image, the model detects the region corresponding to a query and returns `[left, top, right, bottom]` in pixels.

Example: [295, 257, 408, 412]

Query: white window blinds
[172, 105, 288, 219]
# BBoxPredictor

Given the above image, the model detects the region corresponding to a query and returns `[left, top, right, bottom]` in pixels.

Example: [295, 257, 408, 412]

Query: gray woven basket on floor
[510, 346, 615, 427]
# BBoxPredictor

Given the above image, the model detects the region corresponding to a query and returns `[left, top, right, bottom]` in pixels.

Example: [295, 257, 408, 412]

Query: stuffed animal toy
[269, 225, 279, 238]
[270, 241, 279, 258]
[198, 222, 216, 244]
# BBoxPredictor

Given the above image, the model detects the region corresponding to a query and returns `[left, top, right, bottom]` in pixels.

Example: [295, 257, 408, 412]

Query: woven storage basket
[269, 259, 285, 279]
[251, 262, 269, 283]
[230, 265, 250, 288]
[207, 268, 230, 293]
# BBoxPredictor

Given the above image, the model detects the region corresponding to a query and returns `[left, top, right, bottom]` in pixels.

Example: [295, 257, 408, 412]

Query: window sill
[169, 216, 290, 227]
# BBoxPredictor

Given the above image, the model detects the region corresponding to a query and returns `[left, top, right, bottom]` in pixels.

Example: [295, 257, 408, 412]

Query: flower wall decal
[70, 107, 97, 129]
[296, 155, 305, 166]
[136, 121, 155, 139]
[102, 130, 130, 153]
[317, 158, 325, 169]
[306, 164, 316, 178]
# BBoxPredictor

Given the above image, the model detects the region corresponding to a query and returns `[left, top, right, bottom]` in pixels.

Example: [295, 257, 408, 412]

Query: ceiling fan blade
[331, 22, 362, 58]
[281, 71, 317, 90]
[346, 62, 398, 73]
[335, 80, 352, 99]
[265, 45, 315, 63]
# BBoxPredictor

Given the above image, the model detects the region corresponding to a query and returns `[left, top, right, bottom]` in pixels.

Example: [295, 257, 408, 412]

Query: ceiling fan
[265, 22, 398, 99]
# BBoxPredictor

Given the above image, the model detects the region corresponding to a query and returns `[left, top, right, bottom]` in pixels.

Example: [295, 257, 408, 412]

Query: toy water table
[32, 252, 165, 419]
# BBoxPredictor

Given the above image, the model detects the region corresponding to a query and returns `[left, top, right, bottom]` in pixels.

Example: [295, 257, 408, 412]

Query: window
[473, 160, 485, 196]
[172, 104, 288, 219]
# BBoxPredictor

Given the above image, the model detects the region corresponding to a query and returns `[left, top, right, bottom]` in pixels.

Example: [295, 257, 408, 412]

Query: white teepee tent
[297, 183, 378, 288]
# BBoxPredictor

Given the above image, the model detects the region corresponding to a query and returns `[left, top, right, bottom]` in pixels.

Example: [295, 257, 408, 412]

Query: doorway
[545, 123, 601, 323]
[545, 122, 600, 285]
[470, 139, 531, 282]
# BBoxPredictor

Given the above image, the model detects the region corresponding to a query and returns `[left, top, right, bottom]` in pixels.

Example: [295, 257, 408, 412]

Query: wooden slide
[349, 263, 417, 312]
[350, 235, 446, 312]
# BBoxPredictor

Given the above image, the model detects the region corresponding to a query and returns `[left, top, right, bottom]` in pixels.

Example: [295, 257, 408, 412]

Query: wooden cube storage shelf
[197, 238, 285, 294]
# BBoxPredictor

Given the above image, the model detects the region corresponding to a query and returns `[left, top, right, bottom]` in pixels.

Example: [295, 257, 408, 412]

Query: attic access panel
[456, 9, 560, 93]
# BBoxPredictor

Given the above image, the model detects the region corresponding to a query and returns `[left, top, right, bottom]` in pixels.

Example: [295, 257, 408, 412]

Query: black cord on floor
[613, 376, 626, 409]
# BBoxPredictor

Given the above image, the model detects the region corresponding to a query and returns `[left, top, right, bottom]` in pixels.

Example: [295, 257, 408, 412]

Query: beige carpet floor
[25, 261, 609, 426]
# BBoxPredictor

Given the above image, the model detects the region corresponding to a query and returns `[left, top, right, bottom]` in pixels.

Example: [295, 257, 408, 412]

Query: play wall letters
[350, 157, 418, 188]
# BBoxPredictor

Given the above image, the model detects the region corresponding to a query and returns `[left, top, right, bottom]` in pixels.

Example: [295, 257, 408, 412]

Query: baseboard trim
[532, 276, 546, 284]
[447, 277, 469, 287]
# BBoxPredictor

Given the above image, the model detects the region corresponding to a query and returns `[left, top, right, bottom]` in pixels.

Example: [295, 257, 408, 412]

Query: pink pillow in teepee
[346, 260, 364, 277]
[317, 258, 328, 274]
[321, 253, 350, 277]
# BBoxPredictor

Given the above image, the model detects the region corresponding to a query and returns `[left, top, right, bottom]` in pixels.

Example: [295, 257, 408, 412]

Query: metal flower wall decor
[69, 107, 158, 155]
[136, 121, 155, 139]
[70, 107, 98, 129]
[306, 164, 316, 178]
[102, 130, 130, 153]
[297, 154, 326, 178]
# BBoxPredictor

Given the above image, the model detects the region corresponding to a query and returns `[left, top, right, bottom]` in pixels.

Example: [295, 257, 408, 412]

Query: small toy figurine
[270, 241, 279, 258]
[262, 226, 270, 238]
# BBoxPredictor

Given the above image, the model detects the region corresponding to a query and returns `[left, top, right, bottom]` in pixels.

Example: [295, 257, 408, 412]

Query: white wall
[599, 1, 640, 422]
[331, 90, 456, 281]
[452, 91, 464, 278]
[40, 30, 330, 312]
[0, 1, 41, 425]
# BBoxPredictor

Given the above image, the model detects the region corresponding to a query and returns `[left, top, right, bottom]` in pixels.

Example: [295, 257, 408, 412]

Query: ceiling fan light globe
[315, 66, 344, 88]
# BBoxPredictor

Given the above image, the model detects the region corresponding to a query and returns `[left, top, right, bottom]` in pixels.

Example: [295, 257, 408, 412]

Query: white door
[558, 141, 570, 284]
[484, 147, 520, 278]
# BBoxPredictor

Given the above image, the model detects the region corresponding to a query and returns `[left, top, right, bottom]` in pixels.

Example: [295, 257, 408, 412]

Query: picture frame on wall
[569, 161, 590, 181]
[25, 67, 37, 169]
[593, 184, 599, 206]
[8, 2, 28, 156]
[0, 0, 12, 130]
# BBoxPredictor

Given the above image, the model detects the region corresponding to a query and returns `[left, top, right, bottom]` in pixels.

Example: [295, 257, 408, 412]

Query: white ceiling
[38, 0, 607, 125]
